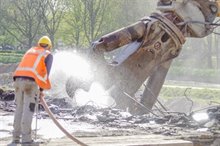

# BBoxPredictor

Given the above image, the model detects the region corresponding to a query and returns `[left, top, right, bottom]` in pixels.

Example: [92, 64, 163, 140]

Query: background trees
[40, 0, 66, 47]
[0, 0, 220, 76]
[0, 0, 155, 49]
[61, 0, 114, 49]
[0, 0, 42, 49]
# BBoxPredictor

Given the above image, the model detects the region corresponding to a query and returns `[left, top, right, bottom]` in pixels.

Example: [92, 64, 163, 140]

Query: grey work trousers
[13, 78, 39, 143]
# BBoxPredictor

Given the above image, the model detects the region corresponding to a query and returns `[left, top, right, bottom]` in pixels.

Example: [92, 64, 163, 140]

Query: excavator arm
[66, 0, 220, 115]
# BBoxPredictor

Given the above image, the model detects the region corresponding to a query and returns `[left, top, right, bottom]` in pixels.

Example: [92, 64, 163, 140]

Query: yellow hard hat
[38, 36, 52, 49]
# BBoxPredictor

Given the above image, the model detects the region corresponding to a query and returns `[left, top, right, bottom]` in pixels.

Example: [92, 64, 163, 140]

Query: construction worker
[9, 36, 53, 146]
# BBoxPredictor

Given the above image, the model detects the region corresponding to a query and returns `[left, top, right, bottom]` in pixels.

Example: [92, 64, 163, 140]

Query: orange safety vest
[13, 47, 51, 89]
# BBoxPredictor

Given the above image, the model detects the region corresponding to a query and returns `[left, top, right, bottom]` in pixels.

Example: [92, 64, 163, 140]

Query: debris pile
[39, 98, 220, 131]
[1, 93, 220, 139]
[0, 88, 14, 101]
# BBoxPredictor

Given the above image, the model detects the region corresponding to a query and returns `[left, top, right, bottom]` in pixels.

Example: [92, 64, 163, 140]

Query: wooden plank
[48, 135, 193, 146]
[1, 135, 194, 146]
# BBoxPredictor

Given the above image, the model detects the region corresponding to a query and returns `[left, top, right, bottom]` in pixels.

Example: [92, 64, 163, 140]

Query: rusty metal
[66, 0, 220, 115]
[92, 21, 147, 53]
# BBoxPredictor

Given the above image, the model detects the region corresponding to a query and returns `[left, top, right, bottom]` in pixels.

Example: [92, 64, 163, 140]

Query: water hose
[40, 96, 88, 146]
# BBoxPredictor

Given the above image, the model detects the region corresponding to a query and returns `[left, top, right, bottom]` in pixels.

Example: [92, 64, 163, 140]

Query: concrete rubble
[1, 89, 220, 145]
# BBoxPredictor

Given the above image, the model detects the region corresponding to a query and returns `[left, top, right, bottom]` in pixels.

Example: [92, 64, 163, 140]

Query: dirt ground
[1, 63, 220, 146]
[1, 104, 220, 146]
[1, 134, 195, 146]
[1, 96, 220, 146]
[0, 63, 17, 74]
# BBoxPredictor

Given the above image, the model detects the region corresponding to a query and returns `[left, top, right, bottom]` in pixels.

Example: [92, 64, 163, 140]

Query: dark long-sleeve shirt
[39, 54, 53, 91]
[45, 54, 53, 75]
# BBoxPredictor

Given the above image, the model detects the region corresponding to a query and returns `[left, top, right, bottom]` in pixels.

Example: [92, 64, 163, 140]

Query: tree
[40, 0, 66, 48]
[81, 0, 110, 43]
[0, 0, 42, 49]
[214, 34, 220, 69]
[60, 0, 86, 48]
[206, 35, 213, 69]
[115, 0, 157, 26]
[61, 0, 119, 48]
[0, 1, 16, 47]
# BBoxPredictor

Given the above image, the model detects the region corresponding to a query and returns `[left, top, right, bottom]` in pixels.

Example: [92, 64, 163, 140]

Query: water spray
[40, 95, 88, 146]
[50, 50, 115, 107]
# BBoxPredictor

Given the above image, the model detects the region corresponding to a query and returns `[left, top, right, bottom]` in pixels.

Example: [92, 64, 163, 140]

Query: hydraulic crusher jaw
[139, 0, 220, 113]
[157, 0, 219, 38]
[66, 0, 220, 115]
[217, 0, 220, 16]
[87, 0, 220, 114]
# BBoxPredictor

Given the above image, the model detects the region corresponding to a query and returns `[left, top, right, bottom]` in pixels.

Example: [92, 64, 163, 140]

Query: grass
[160, 83, 220, 104]
[0, 50, 24, 63]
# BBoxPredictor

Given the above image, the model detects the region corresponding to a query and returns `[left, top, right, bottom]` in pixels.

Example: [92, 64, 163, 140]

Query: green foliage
[0, 50, 25, 54]
[167, 66, 220, 83]
[0, 50, 24, 63]
[160, 85, 220, 103]
[54, 0, 158, 48]
[0, 0, 220, 72]
[0, 33, 16, 46]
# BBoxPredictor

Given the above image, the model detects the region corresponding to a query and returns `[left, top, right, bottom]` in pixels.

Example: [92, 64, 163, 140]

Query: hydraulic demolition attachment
[66, 0, 220, 115]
